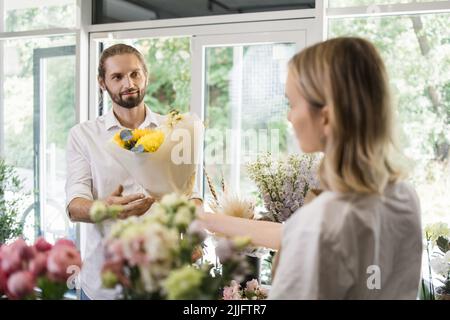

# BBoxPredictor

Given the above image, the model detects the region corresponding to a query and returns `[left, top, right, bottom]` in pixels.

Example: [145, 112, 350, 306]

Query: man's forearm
[69, 196, 202, 223]
[68, 198, 95, 223]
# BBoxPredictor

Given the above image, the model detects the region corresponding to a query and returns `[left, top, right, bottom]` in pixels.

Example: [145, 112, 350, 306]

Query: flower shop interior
[0, 0, 450, 302]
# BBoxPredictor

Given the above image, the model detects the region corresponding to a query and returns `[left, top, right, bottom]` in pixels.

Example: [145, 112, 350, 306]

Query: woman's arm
[197, 212, 282, 250]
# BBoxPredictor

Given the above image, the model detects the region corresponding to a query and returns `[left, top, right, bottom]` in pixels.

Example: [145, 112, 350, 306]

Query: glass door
[191, 31, 306, 283]
[191, 31, 305, 202]
[33, 45, 76, 243]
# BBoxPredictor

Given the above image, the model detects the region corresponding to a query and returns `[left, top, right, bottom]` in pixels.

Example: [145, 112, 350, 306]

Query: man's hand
[105, 185, 155, 219]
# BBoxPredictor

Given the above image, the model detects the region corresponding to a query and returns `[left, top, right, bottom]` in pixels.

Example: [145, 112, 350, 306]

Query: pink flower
[6, 271, 35, 299]
[19, 245, 36, 261]
[0, 268, 8, 295]
[29, 252, 49, 277]
[245, 279, 259, 292]
[106, 239, 124, 263]
[54, 238, 76, 249]
[223, 286, 237, 300]
[1, 239, 40, 276]
[223, 280, 242, 300]
[47, 245, 82, 282]
[0, 247, 22, 276]
[34, 237, 52, 252]
[10, 238, 29, 257]
[259, 286, 268, 297]
[127, 236, 148, 266]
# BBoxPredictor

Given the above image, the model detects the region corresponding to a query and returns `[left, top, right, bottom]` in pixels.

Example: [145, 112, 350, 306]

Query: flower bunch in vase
[246, 152, 321, 223]
[0, 237, 81, 300]
[94, 193, 253, 300]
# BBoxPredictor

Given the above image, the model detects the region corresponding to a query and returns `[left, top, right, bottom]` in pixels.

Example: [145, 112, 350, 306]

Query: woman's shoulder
[285, 180, 420, 239]
[283, 190, 345, 235]
[288, 190, 347, 221]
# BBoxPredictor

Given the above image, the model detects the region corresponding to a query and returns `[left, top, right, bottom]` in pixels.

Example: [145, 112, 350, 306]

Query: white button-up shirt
[65, 106, 201, 300]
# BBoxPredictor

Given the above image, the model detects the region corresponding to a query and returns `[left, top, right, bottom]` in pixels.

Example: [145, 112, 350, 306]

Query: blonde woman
[198, 37, 422, 299]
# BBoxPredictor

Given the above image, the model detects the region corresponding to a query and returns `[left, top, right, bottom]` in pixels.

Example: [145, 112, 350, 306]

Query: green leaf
[37, 277, 68, 300]
[437, 236, 450, 253]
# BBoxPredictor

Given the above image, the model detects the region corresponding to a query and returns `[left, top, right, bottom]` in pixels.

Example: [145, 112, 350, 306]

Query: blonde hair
[289, 37, 405, 194]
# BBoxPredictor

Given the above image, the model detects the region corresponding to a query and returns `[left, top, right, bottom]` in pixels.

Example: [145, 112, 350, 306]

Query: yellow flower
[113, 131, 126, 148]
[132, 128, 152, 141]
[135, 130, 165, 152]
[166, 110, 184, 128]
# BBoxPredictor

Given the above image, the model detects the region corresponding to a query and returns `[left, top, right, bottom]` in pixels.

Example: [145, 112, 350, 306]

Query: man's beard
[105, 85, 146, 109]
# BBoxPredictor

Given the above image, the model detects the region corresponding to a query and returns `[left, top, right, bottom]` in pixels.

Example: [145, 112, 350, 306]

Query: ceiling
[96, 0, 315, 22]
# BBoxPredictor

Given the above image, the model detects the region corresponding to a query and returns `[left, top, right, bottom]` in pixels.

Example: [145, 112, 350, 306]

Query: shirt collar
[105, 105, 159, 131]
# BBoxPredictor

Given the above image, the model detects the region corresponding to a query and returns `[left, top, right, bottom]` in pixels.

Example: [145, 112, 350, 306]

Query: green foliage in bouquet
[0, 159, 25, 244]
[98, 193, 253, 300]
[36, 277, 70, 300]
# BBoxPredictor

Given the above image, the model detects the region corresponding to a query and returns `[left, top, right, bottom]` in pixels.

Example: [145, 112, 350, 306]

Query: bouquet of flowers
[424, 222, 450, 300]
[0, 237, 81, 300]
[246, 153, 321, 223]
[95, 193, 254, 300]
[107, 110, 204, 200]
[222, 279, 268, 300]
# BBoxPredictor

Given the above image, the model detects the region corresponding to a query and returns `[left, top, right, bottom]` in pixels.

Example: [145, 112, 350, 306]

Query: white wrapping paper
[106, 113, 203, 200]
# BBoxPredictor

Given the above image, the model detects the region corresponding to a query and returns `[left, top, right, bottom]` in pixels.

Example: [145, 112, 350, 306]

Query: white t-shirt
[65, 107, 201, 300]
[269, 181, 422, 300]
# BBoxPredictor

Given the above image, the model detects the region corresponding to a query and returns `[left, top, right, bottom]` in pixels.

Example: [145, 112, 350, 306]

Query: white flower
[431, 255, 450, 276]
[445, 251, 450, 263]
[143, 223, 179, 262]
[90, 201, 108, 222]
[174, 207, 194, 228]
[140, 265, 158, 292]
[161, 193, 182, 207]
[148, 203, 170, 224]
[161, 193, 189, 208]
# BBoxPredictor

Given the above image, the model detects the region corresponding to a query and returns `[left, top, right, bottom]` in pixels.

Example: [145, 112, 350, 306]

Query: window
[192, 31, 306, 284]
[328, 11, 450, 226]
[1, 0, 79, 244]
[3, 0, 76, 32]
[203, 42, 299, 202]
[327, 1, 450, 296]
